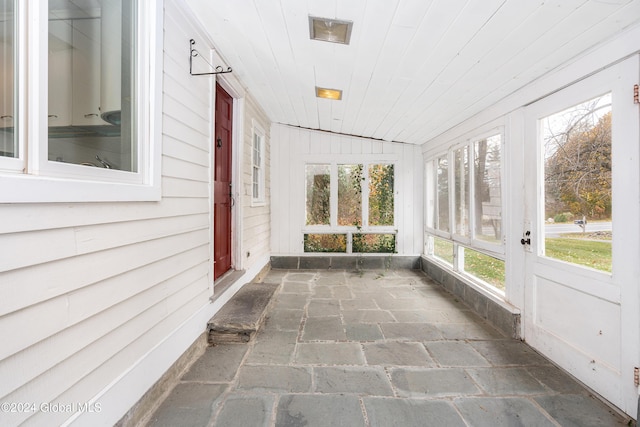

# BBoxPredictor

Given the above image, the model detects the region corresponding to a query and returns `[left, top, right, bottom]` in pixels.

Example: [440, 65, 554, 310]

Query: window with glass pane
[432, 236, 454, 265]
[0, 0, 16, 158]
[454, 147, 469, 236]
[542, 94, 612, 273]
[304, 234, 346, 252]
[368, 164, 394, 226]
[338, 164, 362, 226]
[305, 164, 330, 225]
[48, 0, 137, 171]
[461, 246, 505, 290]
[353, 233, 395, 253]
[473, 135, 501, 243]
[252, 131, 263, 200]
[436, 156, 449, 232]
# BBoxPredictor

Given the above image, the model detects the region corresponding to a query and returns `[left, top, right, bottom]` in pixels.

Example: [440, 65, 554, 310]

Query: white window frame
[424, 124, 506, 295]
[424, 151, 452, 241]
[251, 120, 265, 206]
[469, 129, 505, 255]
[303, 158, 398, 253]
[0, 0, 162, 203]
[425, 127, 506, 257]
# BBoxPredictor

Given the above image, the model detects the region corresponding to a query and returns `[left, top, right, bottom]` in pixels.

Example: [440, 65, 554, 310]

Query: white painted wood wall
[0, 1, 272, 425]
[271, 124, 423, 256]
[241, 95, 271, 270]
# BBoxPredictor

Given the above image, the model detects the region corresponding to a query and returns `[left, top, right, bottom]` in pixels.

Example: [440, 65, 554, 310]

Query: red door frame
[213, 83, 233, 280]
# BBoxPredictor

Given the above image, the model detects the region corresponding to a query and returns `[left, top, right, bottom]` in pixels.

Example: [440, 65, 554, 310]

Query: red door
[214, 83, 233, 280]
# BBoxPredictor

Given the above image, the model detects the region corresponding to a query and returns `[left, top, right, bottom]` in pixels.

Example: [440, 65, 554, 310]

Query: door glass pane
[542, 94, 612, 272]
[0, 0, 16, 158]
[368, 164, 394, 226]
[473, 135, 502, 243]
[305, 164, 330, 225]
[48, 0, 137, 171]
[454, 146, 469, 236]
[338, 164, 362, 226]
[436, 156, 449, 232]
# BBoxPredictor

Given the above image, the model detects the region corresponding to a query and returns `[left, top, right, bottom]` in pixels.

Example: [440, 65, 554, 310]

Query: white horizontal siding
[0, 197, 209, 234]
[0, 1, 217, 425]
[270, 123, 423, 255]
[0, 214, 208, 274]
[241, 94, 271, 270]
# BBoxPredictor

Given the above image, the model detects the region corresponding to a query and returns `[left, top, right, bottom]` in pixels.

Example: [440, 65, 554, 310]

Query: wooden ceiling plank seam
[377, 0, 546, 142]
[392, 1, 596, 142]
[391, 0, 437, 29]
[380, 0, 585, 143]
[437, 0, 633, 119]
[213, 3, 287, 121]
[353, 25, 424, 137]
[426, 0, 593, 101]
[340, 0, 404, 137]
[370, 0, 509, 142]
[306, 0, 339, 21]
[280, 2, 326, 129]
[348, 27, 434, 138]
[186, 0, 640, 145]
[189, 4, 289, 123]
[251, 0, 304, 126]
[421, 5, 640, 143]
[364, 0, 496, 141]
[392, 0, 469, 79]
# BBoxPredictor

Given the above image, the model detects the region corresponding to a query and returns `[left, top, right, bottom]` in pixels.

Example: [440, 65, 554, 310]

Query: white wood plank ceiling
[185, 0, 640, 145]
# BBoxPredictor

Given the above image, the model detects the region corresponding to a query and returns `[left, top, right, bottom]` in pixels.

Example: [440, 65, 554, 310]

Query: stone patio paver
[146, 269, 631, 427]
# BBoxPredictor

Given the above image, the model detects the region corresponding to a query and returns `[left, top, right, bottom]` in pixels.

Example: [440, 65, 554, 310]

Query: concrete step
[207, 282, 280, 345]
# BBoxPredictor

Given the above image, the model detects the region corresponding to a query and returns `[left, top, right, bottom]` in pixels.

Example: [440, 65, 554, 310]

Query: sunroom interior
[202, 1, 640, 419]
[1, 0, 640, 425]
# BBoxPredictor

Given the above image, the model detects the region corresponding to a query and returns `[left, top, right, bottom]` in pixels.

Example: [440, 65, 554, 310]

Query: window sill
[0, 173, 161, 203]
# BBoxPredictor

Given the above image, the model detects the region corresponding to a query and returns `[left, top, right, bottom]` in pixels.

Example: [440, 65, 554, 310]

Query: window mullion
[447, 150, 455, 238]
[469, 142, 477, 240]
[27, 0, 48, 175]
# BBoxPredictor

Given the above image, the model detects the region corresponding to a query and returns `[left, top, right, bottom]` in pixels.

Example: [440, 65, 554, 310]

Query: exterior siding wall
[0, 2, 259, 425]
[270, 124, 423, 256]
[241, 95, 271, 271]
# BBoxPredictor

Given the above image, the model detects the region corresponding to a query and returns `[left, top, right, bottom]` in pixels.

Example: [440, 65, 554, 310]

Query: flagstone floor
[146, 269, 629, 427]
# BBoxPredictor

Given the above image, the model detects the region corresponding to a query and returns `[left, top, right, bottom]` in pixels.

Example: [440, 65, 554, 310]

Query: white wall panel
[0, 1, 250, 425]
[270, 123, 423, 255]
[240, 94, 272, 271]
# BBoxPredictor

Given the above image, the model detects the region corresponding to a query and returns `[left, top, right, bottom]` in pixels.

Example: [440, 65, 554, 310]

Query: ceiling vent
[309, 16, 353, 45]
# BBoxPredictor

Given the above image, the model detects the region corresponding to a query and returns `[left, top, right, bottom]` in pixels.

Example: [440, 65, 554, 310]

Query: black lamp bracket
[189, 39, 232, 76]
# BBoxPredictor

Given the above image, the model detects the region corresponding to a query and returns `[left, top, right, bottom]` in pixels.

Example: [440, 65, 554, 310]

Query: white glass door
[523, 55, 640, 417]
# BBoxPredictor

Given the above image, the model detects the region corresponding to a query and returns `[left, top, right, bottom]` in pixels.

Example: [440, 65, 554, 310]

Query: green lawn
[432, 237, 505, 290]
[463, 249, 505, 290]
[545, 238, 611, 272]
[431, 235, 610, 290]
[433, 237, 454, 264]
